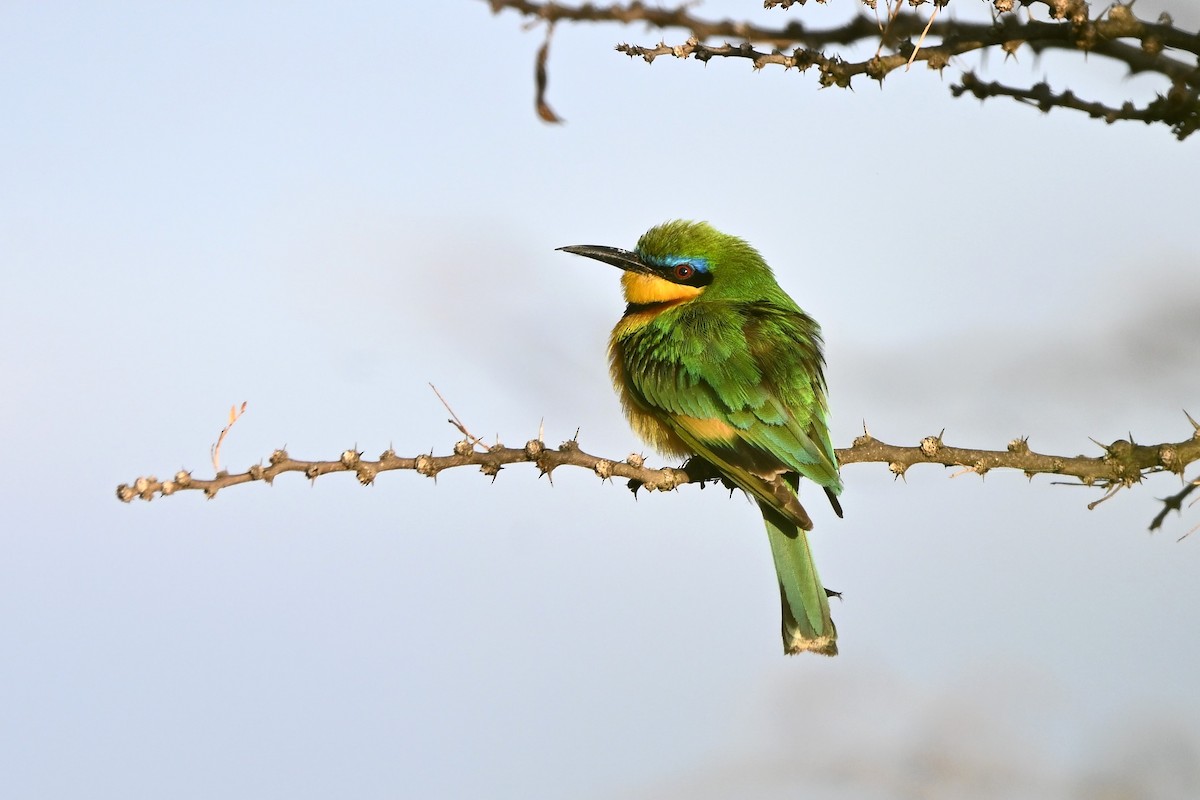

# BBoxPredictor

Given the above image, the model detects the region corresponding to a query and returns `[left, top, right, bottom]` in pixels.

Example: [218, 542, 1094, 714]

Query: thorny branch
[117, 421, 1200, 534]
[484, 0, 1200, 139]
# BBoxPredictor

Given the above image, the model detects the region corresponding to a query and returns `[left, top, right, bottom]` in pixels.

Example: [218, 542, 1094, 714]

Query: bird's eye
[673, 263, 694, 281]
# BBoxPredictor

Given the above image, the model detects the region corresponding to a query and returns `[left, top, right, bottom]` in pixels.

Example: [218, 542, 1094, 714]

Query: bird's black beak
[557, 244, 655, 276]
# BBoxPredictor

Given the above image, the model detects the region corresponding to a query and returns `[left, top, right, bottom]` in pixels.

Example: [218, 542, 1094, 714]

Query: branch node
[594, 459, 614, 480]
[654, 467, 680, 491]
[414, 454, 438, 478]
[627, 453, 645, 468]
[920, 435, 943, 456]
[270, 449, 289, 465]
[356, 464, 377, 485]
[340, 449, 361, 468]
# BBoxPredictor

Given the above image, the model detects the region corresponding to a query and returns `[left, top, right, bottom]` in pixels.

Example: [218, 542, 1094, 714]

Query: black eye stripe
[665, 261, 712, 287]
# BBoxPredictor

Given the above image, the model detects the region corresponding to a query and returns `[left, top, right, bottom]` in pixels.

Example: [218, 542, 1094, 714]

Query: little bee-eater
[559, 220, 844, 656]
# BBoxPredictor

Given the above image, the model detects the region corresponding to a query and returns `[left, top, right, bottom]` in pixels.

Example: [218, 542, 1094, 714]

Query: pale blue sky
[3, 2, 1199, 798]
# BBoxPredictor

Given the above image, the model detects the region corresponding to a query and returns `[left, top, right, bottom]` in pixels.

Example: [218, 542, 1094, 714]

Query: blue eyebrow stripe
[643, 254, 711, 272]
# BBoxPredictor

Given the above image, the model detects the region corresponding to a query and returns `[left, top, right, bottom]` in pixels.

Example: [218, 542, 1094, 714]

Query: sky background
[3, 2, 1199, 798]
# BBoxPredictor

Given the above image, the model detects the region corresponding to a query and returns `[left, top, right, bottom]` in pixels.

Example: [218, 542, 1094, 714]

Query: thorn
[1185, 409, 1200, 434]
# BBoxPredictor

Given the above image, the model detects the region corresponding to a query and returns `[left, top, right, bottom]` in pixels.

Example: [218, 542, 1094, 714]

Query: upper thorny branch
[485, 0, 1200, 139]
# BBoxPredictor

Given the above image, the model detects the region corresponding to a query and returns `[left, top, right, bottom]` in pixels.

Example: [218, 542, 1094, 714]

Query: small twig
[906, 3, 941, 70]
[535, 22, 564, 123]
[428, 383, 487, 451]
[1150, 474, 1200, 533]
[1086, 483, 1123, 510]
[210, 401, 248, 472]
[875, 0, 903, 59]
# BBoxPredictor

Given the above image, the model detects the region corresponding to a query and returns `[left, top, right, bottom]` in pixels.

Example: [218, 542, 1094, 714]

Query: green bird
[559, 220, 844, 656]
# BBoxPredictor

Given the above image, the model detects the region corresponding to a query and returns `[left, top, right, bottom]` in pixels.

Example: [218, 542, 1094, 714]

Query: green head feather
[634, 220, 790, 304]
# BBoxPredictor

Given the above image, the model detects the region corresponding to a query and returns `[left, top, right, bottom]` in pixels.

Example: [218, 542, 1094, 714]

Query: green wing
[620, 299, 842, 500]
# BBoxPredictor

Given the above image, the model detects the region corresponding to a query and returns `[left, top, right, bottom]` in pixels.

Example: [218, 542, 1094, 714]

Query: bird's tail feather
[761, 480, 837, 656]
